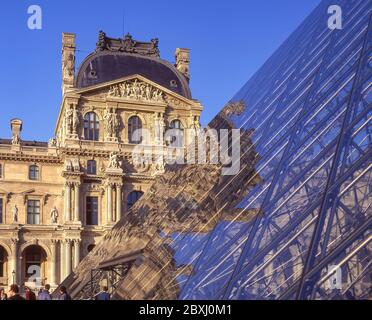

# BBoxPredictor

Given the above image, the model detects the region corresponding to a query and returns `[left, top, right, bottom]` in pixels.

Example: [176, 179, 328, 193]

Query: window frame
[86, 196, 99, 226]
[84, 112, 100, 141]
[27, 199, 41, 225]
[169, 119, 184, 147]
[128, 116, 143, 144]
[29, 165, 40, 181]
[87, 160, 97, 175]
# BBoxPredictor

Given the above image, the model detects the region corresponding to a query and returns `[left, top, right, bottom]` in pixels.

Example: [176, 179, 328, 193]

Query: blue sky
[0, 0, 320, 141]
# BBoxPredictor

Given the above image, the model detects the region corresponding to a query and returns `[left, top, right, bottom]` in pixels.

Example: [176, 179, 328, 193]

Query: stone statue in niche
[12, 205, 18, 223]
[72, 107, 81, 135]
[104, 108, 114, 137]
[50, 207, 59, 224]
[65, 106, 74, 134]
[104, 107, 121, 139]
[154, 113, 165, 144]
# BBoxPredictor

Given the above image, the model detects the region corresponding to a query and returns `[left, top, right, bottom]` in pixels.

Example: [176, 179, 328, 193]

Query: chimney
[62, 32, 76, 95]
[10, 119, 22, 146]
[175, 48, 190, 81]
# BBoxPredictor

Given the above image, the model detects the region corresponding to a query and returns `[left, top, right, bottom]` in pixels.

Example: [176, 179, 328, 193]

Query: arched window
[23, 245, 46, 283]
[29, 165, 40, 180]
[87, 160, 97, 175]
[127, 191, 144, 209]
[169, 119, 184, 147]
[128, 116, 142, 144]
[0, 246, 7, 278]
[84, 112, 100, 141]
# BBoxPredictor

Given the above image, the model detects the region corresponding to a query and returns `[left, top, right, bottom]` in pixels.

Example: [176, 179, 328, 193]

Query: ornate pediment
[107, 79, 165, 103]
[75, 75, 196, 109]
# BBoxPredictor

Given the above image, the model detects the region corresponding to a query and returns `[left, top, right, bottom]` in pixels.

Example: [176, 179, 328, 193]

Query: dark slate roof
[0, 139, 48, 147]
[75, 33, 191, 99]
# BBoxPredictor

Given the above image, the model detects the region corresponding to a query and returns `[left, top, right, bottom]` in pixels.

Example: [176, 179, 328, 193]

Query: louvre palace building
[0, 31, 202, 289]
[1, 0, 371, 300]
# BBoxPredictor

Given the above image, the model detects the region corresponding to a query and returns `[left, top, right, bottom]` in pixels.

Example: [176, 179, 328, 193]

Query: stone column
[107, 183, 113, 223]
[10, 239, 18, 284]
[64, 182, 72, 221]
[60, 241, 65, 281]
[73, 240, 81, 269]
[65, 240, 72, 277]
[116, 184, 122, 222]
[50, 240, 57, 286]
[74, 183, 80, 222]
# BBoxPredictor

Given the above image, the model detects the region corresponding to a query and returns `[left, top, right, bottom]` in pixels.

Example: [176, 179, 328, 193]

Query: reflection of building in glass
[61, 0, 370, 299]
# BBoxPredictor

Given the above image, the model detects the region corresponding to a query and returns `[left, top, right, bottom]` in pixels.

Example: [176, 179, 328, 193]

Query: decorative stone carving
[72, 159, 81, 172]
[48, 138, 57, 147]
[11, 133, 20, 145]
[65, 159, 80, 172]
[50, 207, 59, 224]
[107, 152, 121, 170]
[164, 95, 188, 108]
[63, 53, 75, 81]
[222, 100, 246, 117]
[108, 79, 164, 103]
[96, 31, 160, 57]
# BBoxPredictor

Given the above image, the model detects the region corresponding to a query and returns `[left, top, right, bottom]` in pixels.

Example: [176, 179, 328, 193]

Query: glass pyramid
[178, 0, 371, 300]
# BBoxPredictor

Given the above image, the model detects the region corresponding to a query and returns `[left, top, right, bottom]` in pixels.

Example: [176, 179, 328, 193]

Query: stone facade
[0, 32, 202, 290]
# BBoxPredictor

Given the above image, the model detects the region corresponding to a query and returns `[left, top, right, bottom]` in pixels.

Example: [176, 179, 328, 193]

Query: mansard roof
[75, 31, 192, 99]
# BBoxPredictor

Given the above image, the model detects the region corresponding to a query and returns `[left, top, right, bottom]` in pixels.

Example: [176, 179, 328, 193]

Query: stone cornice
[0, 150, 62, 164]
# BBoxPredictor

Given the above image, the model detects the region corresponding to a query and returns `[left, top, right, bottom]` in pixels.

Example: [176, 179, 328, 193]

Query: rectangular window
[86, 197, 98, 225]
[0, 198, 3, 224]
[27, 200, 40, 224]
[29, 165, 40, 180]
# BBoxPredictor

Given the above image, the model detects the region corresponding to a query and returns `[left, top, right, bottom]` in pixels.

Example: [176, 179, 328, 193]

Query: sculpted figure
[108, 152, 120, 169]
[12, 133, 20, 145]
[72, 107, 81, 134]
[51, 207, 59, 224]
[104, 108, 114, 137]
[12, 205, 18, 223]
[65, 106, 74, 134]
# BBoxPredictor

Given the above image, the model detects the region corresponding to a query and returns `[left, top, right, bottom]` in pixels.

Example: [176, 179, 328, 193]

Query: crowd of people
[0, 284, 111, 300]
[0, 284, 72, 300]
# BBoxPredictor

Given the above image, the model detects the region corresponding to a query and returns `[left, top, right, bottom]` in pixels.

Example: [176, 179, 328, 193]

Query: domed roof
[75, 32, 192, 99]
